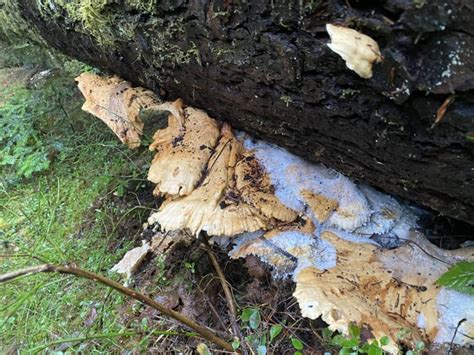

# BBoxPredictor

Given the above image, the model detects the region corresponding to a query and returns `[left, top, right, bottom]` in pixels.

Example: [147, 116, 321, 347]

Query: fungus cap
[326, 24, 382, 79]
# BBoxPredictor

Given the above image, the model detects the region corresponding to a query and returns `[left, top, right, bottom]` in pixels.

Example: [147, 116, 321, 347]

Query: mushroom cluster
[77, 73, 474, 353]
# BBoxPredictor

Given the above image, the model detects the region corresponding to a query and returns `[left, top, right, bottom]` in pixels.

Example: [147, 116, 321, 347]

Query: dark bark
[16, 0, 474, 224]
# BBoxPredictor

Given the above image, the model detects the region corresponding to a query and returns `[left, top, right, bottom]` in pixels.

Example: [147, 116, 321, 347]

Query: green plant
[406, 341, 425, 355]
[239, 308, 287, 354]
[0, 55, 156, 352]
[0, 84, 52, 179]
[291, 336, 304, 355]
[184, 261, 196, 274]
[436, 261, 474, 295]
[240, 308, 266, 354]
[0, 61, 92, 183]
[323, 324, 390, 355]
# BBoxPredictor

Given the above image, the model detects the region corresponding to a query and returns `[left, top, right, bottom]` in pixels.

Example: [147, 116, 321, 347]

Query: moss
[35, 0, 159, 47]
[280, 95, 292, 107]
[412, 0, 427, 9]
[37, 0, 116, 46]
[0, 0, 43, 44]
[146, 17, 201, 69]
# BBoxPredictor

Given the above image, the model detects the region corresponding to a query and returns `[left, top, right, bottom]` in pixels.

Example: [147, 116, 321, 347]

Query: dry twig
[202, 242, 245, 351]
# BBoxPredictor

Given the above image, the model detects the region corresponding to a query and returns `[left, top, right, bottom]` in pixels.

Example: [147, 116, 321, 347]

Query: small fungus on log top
[326, 24, 382, 79]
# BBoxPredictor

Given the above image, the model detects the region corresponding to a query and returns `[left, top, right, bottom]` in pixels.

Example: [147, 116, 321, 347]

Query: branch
[0, 263, 234, 352]
[202, 242, 245, 350]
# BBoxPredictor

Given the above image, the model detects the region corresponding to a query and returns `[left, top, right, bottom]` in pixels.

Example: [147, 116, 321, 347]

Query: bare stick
[448, 318, 467, 354]
[202, 242, 245, 350]
[0, 263, 234, 352]
[203, 244, 238, 318]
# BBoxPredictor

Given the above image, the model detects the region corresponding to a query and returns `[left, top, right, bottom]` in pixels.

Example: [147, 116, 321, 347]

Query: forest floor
[0, 63, 333, 354]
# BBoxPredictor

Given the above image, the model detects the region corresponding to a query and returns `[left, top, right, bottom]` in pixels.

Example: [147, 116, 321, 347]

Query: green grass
[0, 63, 153, 353]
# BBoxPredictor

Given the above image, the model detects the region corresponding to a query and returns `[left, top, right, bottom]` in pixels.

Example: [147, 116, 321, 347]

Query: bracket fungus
[326, 24, 382, 79]
[76, 73, 161, 148]
[79, 74, 474, 352]
[147, 99, 220, 197]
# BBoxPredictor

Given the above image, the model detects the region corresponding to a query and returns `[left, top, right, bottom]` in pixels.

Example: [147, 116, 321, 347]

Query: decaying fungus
[293, 231, 473, 351]
[148, 124, 268, 236]
[110, 241, 150, 279]
[235, 151, 298, 223]
[147, 99, 220, 196]
[76, 73, 161, 148]
[326, 24, 382, 79]
[79, 74, 474, 352]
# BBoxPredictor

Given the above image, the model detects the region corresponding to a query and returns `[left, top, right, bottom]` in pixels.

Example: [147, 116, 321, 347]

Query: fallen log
[10, 0, 474, 225]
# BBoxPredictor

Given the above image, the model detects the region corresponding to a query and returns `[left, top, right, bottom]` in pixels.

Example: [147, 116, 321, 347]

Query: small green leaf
[466, 131, 474, 143]
[339, 348, 357, 355]
[322, 327, 333, 340]
[415, 341, 425, 350]
[406, 351, 414, 355]
[380, 336, 390, 346]
[231, 339, 240, 350]
[361, 343, 371, 352]
[348, 323, 360, 338]
[116, 183, 125, 197]
[396, 328, 411, 340]
[367, 346, 383, 355]
[332, 334, 345, 346]
[291, 337, 304, 350]
[294, 352, 302, 355]
[269, 324, 283, 343]
[140, 317, 148, 330]
[342, 338, 359, 349]
[241, 308, 253, 322]
[249, 309, 261, 330]
[436, 261, 474, 295]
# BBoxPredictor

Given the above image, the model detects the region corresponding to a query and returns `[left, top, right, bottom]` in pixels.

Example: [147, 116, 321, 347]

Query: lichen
[126, 0, 156, 13]
[146, 17, 201, 69]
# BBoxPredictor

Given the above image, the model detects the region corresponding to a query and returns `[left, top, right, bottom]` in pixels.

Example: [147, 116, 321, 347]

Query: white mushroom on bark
[326, 24, 382, 79]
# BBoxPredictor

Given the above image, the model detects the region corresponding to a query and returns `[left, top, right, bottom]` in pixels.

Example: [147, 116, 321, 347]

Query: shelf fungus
[76, 73, 162, 148]
[326, 24, 382, 79]
[79, 74, 473, 352]
[147, 99, 220, 197]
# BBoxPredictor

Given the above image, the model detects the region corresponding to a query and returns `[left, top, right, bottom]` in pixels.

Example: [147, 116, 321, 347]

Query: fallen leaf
[431, 96, 454, 129]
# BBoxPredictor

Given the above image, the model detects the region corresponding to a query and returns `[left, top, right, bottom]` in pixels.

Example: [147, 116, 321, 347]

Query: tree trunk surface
[16, 0, 474, 225]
